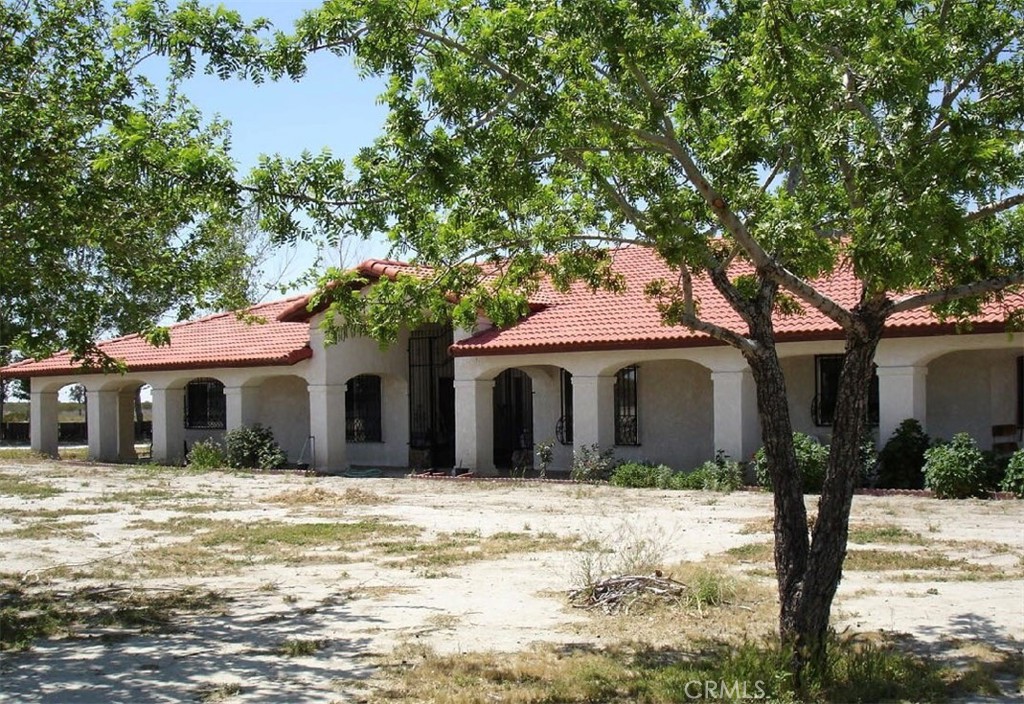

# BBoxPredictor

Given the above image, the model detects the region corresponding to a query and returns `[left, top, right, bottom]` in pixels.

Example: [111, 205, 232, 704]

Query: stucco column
[571, 374, 615, 451]
[224, 385, 260, 432]
[86, 390, 119, 462]
[711, 369, 761, 462]
[118, 390, 137, 461]
[308, 384, 346, 474]
[151, 386, 186, 465]
[454, 378, 495, 475]
[29, 389, 59, 457]
[877, 365, 928, 444]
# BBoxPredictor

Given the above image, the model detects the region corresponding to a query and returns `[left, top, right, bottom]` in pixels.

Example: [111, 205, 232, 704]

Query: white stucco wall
[927, 349, 1021, 448]
[611, 359, 714, 471]
[255, 375, 310, 462]
[779, 356, 826, 443]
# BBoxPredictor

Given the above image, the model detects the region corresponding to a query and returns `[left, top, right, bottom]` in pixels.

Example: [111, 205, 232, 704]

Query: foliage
[570, 444, 616, 483]
[186, 438, 225, 470]
[0, 0, 254, 363]
[609, 461, 672, 489]
[923, 433, 992, 499]
[877, 419, 931, 489]
[535, 439, 554, 478]
[1000, 449, 1024, 498]
[224, 424, 286, 470]
[698, 450, 745, 493]
[755, 433, 829, 494]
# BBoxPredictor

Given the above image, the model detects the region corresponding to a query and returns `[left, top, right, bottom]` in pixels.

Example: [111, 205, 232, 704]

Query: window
[1017, 356, 1023, 429]
[184, 378, 226, 430]
[557, 369, 573, 445]
[614, 365, 639, 445]
[346, 375, 382, 442]
[813, 355, 879, 427]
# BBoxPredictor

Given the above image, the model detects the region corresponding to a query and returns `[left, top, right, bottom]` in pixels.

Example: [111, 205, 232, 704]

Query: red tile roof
[450, 246, 1023, 356]
[1, 296, 312, 378]
[277, 259, 430, 322]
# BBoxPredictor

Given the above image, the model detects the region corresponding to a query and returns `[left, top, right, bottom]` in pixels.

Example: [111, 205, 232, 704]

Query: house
[3, 247, 1021, 474]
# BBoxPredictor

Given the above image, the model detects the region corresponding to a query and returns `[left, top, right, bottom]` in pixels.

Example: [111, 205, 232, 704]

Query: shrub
[754, 432, 829, 493]
[570, 444, 617, 482]
[666, 468, 708, 490]
[694, 450, 744, 492]
[876, 419, 930, 489]
[186, 438, 225, 470]
[999, 448, 1024, 498]
[610, 461, 672, 489]
[224, 424, 287, 470]
[923, 433, 990, 499]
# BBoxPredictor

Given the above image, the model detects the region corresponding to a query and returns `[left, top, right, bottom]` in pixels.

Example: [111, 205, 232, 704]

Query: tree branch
[965, 193, 1024, 222]
[888, 274, 1024, 314]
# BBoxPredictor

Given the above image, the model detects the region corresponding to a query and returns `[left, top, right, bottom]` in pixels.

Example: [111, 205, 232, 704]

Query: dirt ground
[0, 460, 1021, 703]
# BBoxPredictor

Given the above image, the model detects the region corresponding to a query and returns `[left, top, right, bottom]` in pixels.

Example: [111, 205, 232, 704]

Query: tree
[132, 0, 1024, 682]
[0, 0, 254, 366]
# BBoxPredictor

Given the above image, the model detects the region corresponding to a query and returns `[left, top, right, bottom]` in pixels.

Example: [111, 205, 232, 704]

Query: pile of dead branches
[569, 574, 688, 614]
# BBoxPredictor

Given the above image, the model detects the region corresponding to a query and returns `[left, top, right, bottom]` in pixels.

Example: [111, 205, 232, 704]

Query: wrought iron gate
[407, 324, 455, 468]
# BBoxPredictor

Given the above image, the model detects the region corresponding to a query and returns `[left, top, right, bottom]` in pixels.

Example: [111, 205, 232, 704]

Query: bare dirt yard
[0, 460, 1021, 703]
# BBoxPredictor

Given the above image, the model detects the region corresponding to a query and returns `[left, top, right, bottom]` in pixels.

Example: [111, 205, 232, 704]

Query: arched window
[346, 375, 382, 442]
[184, 378, 226, 429]
[614, 366, 639, 446]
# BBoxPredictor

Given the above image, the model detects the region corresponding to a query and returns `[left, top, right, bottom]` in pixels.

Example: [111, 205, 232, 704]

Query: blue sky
[178, 1, 391, 294]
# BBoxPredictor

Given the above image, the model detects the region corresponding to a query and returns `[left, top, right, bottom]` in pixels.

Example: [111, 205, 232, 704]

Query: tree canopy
[0, 0, 253, 366]
[127, 0, 1024, 679]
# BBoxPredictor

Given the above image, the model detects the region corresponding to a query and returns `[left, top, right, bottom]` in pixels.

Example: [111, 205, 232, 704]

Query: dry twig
[568, 574, 688, 614]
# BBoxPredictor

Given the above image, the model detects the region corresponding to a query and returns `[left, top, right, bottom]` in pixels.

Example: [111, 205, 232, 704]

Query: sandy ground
[0, 461, 1021, 703]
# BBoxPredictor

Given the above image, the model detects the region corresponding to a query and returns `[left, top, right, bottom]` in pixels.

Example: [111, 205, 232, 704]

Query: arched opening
[408, 323, 455, 468]
[493, 368, 533, 470]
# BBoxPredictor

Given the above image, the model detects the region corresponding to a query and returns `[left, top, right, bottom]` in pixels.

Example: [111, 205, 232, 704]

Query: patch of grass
[0, 519, 90, 540]
[87, 518, 419, 579]
[848, 524, 925, 545]
[267, 485, 393, 506]
[725, 542, 773, 562]
[277, 638, 328, 657]
[3, 507, 117, 519]
[196, 682, 242, 702]
[379, 634, 964, 703]
[0, 580, 229, 651]
[378, 530, 577, 571]
[0, 472, 62, 498]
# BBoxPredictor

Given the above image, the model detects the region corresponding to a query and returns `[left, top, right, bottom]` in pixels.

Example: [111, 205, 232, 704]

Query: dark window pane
[184, 378, 225, 430]
[558, 369, 573, 445]
[614, 366, 639, 445]
[814, 355, 879, 427]
[346, 374, 382, 442]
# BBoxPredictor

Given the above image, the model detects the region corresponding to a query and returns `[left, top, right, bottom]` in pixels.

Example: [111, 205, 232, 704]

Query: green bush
[666, 467, 708, 490]
[570, 444, 617, 482]
[610, 461, 672, 488]
[876, 419, 930, 489]
[694, 450, 744, 492]
[186, 438, 225, 470]
[999, 448, 1024, 498]
[923, 433, 990, 499]
[754, 432, 829, 493]
[224, 424, 287, 470]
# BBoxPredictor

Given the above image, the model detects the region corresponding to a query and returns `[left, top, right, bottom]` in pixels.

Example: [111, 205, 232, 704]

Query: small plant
[697, 450, 744, 492]
[609, 461, 672, 489]
[224, 424, 286, 470]
[876, 419, 930, 489]
[923, 433, 990, 499]
[571, 444, 617, 482]
[999, 448, 1024, 497]
[535, 439, 554, 478]
[277, 638, 328, 657]
[754, 432, 829, 493]
[186, 439, 225, 470]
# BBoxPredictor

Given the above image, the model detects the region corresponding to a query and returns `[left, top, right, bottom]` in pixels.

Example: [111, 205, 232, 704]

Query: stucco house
[3, 246, 1022, 474]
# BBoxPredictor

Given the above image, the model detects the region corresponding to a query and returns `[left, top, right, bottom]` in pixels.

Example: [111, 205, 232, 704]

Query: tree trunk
[741, 293, 889, 687]
[794, 307, 887, 670]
